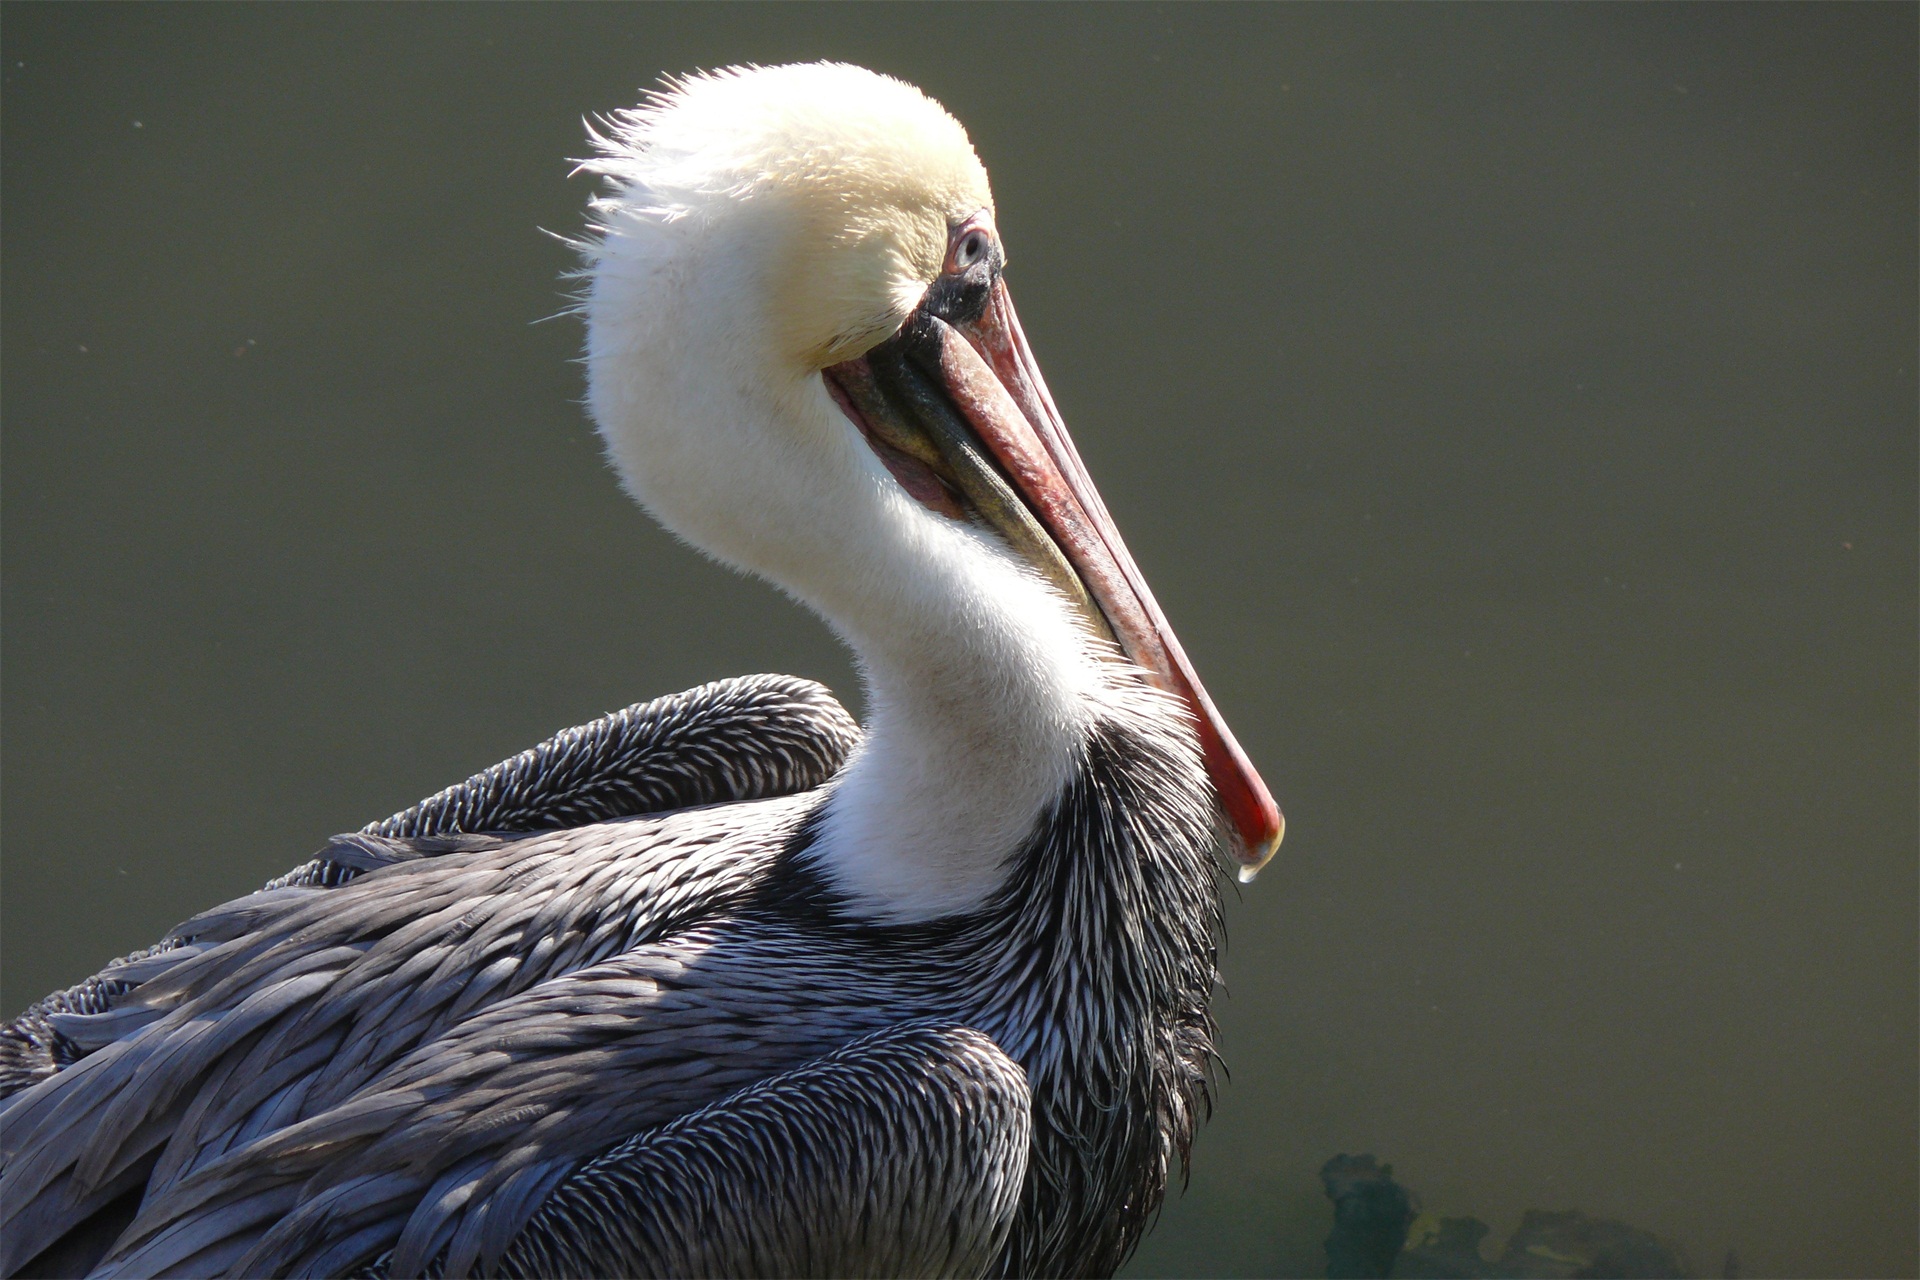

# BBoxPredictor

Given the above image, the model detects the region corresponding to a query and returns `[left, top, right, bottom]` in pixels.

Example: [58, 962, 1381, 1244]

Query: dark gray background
[3, 6, 1913, 1277]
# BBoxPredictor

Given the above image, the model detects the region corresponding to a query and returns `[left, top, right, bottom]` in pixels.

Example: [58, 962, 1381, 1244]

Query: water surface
[3, 7, 1913, 1276]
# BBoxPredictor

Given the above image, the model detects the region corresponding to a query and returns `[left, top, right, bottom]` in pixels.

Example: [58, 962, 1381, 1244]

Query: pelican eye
[949, 227, 992, 273]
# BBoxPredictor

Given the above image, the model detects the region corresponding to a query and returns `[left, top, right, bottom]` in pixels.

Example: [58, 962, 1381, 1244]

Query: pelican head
[580, 63, 1280, 920]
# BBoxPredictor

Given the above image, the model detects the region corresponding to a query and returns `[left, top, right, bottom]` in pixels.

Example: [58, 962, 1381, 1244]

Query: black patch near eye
[919, 265, 995, 326]
[921, 233, 1000, 328]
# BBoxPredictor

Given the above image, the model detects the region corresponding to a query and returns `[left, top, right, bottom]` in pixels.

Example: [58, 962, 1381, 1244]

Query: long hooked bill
[829, 281, 1284, 879]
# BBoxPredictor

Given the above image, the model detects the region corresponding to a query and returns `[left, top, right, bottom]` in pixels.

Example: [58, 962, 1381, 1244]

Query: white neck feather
[815, 503, 1109, 922]
[586, 212, 1109, 922]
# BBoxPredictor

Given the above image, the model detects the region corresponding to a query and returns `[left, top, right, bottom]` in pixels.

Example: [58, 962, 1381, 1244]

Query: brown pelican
[0, 62, 1282, 1279]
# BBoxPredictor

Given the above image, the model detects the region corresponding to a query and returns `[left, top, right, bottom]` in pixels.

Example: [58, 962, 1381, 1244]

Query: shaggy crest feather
[579, 62, 992, 368]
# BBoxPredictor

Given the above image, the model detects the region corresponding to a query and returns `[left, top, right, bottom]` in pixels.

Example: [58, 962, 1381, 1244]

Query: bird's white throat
[585, 228, 1113, 923]
[812, 508, 1113, 923]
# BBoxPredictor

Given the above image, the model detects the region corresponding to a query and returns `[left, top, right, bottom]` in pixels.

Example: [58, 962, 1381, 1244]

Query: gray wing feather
[80, 935, 882, 1278]
[0, 794, 819, 1276]
[0, 943, 188, 1097]
[272, 672, 859, 887]
[484, 1022, 1032, 1280]
[116, 1022, 1029, 1280]
[0, 674, 856, 1097]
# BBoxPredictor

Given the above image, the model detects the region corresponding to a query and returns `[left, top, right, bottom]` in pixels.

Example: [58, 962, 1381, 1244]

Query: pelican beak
[825, 279, 1284, 879]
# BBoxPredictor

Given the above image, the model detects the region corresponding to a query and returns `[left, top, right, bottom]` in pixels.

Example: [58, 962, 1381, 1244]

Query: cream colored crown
[583, 63, 995, 367]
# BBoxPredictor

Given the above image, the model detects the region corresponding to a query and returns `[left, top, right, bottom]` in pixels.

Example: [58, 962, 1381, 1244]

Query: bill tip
[1233, 816, 1283, 885]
